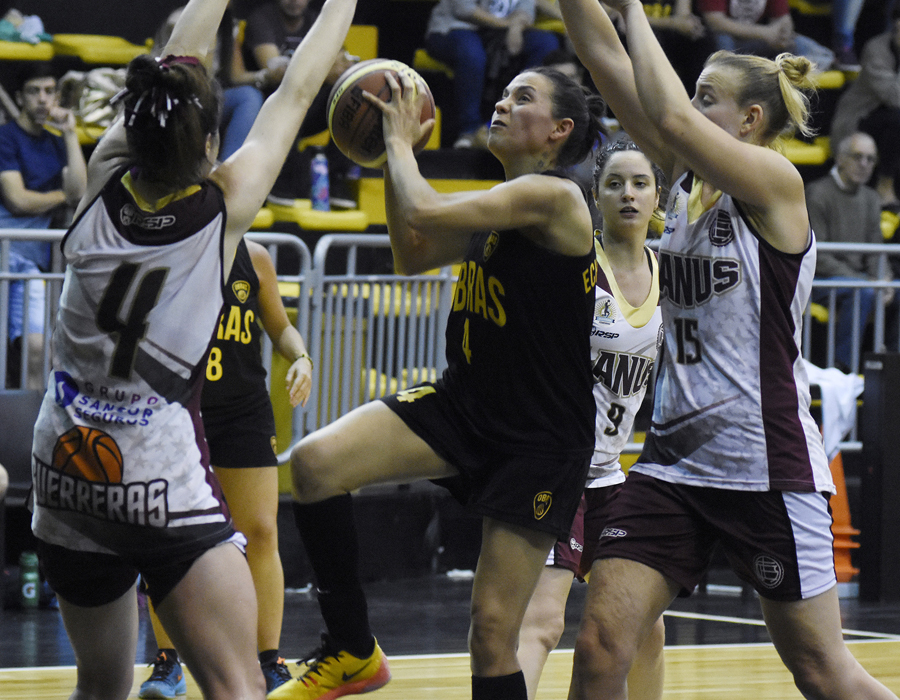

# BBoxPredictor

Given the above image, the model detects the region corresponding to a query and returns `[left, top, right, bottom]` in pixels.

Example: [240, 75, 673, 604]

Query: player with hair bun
[27, 0, 356, 697]
[272, 66, 605, 700]
[556, 0, 900, 697]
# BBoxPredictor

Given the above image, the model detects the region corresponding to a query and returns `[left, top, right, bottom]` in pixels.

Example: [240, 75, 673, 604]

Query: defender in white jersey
[559, 0, 899, 697]
[518, 140, 666, 700]
[27, 0, 358, 698]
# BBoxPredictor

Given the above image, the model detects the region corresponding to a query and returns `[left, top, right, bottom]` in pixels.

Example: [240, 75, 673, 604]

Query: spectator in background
[807, 132, 889, 371]
[242, 0, 357, 201]
[155, 3, 266, 161]
[639, 0, 711, 91]
[830, 5, 900, 209]
[1, 62, 87, 389]
[423, 0, 561, 148]
[697, 0, 834, 71]
[832, 0, 864, 71]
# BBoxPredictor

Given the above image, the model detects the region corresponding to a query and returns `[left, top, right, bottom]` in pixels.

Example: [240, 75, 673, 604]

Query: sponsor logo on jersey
[658, 251, 741, 309]
[600, 527, 627, 539]
[533, 491, 552, 520]
[120, 204, 176, 231]
[569, 537, 583, 553]
[753, 554, 785, 589]
[483, 231, 500, 261]
[709, 210, 735, 246]
[595, 298, 616, 325]
[591, 328, 620, 339]
[54, 371, 160, 427]
[232, 280, 251, 304]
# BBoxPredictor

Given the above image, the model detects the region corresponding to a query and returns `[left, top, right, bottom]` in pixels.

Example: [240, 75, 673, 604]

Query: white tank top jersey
[31, 170, 231, 556]
[588, 238, 663, 487]
[632, 172, 833, 493]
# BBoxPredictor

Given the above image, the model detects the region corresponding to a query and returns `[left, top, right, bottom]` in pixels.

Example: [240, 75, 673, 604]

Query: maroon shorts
[547, 483, 622, 581]
[594, 471, 836, 601]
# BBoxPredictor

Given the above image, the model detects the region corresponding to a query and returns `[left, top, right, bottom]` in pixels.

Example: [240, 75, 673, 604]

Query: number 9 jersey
[588, 238, 662, 487]
[31, 168, 233, 559]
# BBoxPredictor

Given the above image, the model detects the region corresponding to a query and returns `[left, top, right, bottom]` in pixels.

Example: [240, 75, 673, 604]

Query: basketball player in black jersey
[271, 68, 605, 700]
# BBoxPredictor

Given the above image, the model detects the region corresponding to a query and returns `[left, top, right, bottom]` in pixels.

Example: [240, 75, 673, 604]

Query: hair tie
[157, 54, 200, 70]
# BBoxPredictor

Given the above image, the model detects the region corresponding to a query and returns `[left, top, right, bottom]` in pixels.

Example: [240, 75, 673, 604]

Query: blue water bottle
[310, 147, 330, 211]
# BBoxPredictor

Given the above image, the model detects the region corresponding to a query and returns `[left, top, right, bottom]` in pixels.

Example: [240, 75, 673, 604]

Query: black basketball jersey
[201, 239, 274, 428]
[442, 229, 597, 457]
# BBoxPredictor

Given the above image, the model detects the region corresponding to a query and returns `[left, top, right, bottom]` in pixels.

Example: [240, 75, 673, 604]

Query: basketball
[327, 59, 435, 168]
[51, 426, 124, 483]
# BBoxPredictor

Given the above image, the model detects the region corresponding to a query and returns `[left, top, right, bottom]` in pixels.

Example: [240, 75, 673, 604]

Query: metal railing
[2, 230, 898, 455]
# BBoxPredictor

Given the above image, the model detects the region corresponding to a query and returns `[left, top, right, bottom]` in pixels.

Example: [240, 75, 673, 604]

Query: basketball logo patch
[51, 426, 124, 483]
[483, 231, 500, 262]
[232, 280, 251, 304]
[533, 491, 552, 520]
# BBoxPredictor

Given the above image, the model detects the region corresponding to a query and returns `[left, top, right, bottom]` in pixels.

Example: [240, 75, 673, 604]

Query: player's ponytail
[115, 54, 222, 190]
[705, 50, 816, 146]
[529, 67, 607, 169]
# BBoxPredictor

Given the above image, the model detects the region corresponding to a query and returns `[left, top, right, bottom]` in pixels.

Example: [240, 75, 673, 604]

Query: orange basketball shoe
[268, 635, 391, 700]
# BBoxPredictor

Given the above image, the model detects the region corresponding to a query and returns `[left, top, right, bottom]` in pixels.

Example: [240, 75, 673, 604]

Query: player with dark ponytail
[28, 0, 356, 698]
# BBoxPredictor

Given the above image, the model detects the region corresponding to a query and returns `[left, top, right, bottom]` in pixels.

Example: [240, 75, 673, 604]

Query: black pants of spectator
[858, 105, 900, 195]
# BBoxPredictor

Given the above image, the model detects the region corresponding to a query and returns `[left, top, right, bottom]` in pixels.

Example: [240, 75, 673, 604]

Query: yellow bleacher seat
[251, 207, 276, 230]
[266, 198, 369, 231]
[783, 136, 830, 166]
[345, 25, 378, 62]
[413, 48, 454, 79]
[534, 17, 566, 33]
[52, 34, 150, 64]
[881, 209, 900, 240]
[0, 40, 52, 60]
[788, 0, 831, 15]
[358, 177, 500, 226]
[814, 70, 846, 90]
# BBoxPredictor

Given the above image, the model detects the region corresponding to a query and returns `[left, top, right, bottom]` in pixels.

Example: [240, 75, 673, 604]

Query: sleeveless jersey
[633, 172, 833, 493]
[442, 228, 597, 457]
[589, 238, 663, 486]
[201, 238, 274, 429]
[31, 169, 232, 558]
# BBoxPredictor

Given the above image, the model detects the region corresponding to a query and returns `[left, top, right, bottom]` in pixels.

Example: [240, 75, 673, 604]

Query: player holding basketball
[270, 68, 604, 700]
[138, 237, 313, 698]
[27, 0, 355, 697]
[517, 136, 665, 700]
[555, 0, 900, 698]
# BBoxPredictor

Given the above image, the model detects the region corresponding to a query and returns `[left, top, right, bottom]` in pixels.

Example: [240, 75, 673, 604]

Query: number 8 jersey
[32, 169, 232, 558]
[633, 172, 832, 494]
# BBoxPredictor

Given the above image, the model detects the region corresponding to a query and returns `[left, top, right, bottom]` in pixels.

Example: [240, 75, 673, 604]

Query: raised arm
[613, 0, 809, 252]
[210, 0, 356, 256]
[376, 73, 591, 274]
[557, 0, 673, 176]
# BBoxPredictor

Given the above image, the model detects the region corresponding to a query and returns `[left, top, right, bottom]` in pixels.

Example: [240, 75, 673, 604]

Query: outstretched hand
[363, 71, 435, 154]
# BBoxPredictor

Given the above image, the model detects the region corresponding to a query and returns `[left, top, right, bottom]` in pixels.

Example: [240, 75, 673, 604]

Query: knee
[239, 512, 279, 553]
[572, 620, 632, 682]
[469, 602, 518, 667]
[290, 436, 332, 503]
[520, 603, 566, 656]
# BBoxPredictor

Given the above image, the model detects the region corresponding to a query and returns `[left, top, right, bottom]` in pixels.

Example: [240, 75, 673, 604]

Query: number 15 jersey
[633, 172, 832, 494]
[32, 170, 232, 558]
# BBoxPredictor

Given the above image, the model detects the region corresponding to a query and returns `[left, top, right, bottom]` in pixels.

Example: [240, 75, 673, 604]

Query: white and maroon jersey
[633, 172, 833, 493]
[588, 238, 662, 487]
[31, 170, 233, 557]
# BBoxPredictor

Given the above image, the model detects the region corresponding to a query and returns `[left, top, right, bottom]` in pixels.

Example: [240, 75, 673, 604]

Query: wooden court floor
[2, 640, 899, 699]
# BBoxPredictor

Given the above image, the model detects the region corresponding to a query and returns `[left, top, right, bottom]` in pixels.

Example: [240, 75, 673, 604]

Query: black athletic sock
[259, 649, 279, 666]
[292, 496, 374, 658]
[472, 672, 528, 700]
